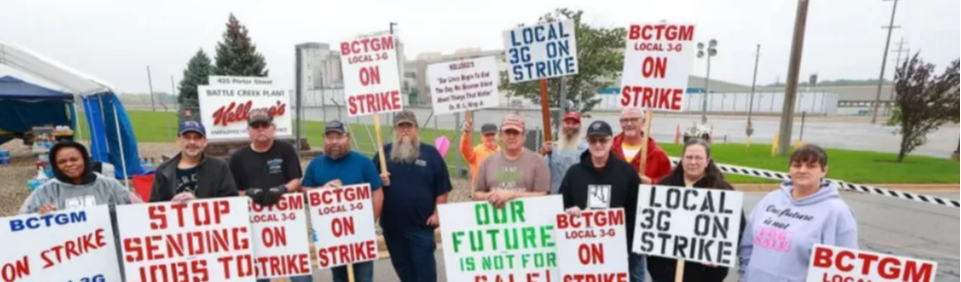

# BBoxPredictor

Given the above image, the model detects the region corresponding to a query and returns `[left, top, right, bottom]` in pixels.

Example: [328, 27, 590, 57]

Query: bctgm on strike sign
[0, 206, 121, 282]
[428, 56, 500, 115]
[308, 184, 379, 269]
[503, 20, 578, 83]
[807, 244, 938, 282]
[555, 209, 629, 282]
[341, 34, 403, 117]
[438, 196, 564, 282]
[116, 198, 256, 282]
[632, 185, 743, 268]
[250, 194, 311, 279]
[620, 23, 696, 112]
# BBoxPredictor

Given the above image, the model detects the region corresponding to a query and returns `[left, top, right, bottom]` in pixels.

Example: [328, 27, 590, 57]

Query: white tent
[0, 41, 141, 185]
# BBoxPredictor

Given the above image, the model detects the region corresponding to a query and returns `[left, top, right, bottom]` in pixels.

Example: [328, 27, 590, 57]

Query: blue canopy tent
[0, 76, 77, 146]
[0, 42, 144, 181]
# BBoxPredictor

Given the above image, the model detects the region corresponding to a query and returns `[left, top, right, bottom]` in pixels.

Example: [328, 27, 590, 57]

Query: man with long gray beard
[302, 120, 384, 282]
[374, 110, 451, 282]
[539, 111, 588, 195]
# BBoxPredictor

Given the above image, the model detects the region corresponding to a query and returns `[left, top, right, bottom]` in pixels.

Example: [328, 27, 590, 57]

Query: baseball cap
[563, 112, 582, 123]
[481, 123, 498, 134]
[586, 121, 613, 138]
[501, 114, 525, 132]
[178, 121, 206, 137]
[393, 110, 418, 127]
[248, 108, 273, 125]
[325, 120, 348, 134]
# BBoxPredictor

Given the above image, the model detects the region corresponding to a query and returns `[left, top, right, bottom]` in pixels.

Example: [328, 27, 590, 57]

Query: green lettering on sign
[541, 225, 555, 248]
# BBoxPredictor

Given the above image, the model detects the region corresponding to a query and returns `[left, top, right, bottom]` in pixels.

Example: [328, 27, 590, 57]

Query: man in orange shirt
[460, 120, 501, 186]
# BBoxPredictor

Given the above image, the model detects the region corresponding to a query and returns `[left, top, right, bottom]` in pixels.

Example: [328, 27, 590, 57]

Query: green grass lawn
[85, 111, 959, 184]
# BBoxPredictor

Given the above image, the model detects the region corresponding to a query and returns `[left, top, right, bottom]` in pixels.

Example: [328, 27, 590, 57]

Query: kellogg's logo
[212, 100, 286, 126]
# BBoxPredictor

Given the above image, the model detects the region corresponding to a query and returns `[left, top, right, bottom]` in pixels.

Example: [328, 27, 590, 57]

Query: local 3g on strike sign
[555, 209, 630, 282]
[307, 184, 379, 269]
[620, 23, 696, 112]
[340, 33, 403, 117]
[249, 194, 311, 279]
[806, 245, 938, 282]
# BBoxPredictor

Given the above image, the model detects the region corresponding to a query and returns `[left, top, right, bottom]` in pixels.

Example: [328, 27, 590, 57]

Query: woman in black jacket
[647, 138, 746, 282]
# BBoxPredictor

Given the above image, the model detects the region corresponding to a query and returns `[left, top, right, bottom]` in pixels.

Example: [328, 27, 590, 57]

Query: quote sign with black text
[632, 185, 743, 268]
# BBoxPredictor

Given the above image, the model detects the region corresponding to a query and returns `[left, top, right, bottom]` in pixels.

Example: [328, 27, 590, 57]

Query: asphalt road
[301, 106, 960, 159]
[302, 191, 960, 282]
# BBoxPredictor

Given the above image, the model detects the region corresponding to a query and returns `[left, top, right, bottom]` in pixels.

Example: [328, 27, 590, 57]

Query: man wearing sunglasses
[229, 109, 303, 207]
[557, 120, 642, 281]
[459, 121, 500, 186]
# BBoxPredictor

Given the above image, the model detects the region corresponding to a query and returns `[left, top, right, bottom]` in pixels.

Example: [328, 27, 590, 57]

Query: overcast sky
[1, 0, 958, 94]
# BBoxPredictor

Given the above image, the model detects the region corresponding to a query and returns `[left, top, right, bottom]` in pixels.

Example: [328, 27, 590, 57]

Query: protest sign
[197, 76, 291, 141]
[428, 56, 500, 115]
[620, 23, 696, 112]
[307, 184, 379, 269]
[249, 194, 311, 279]
[116, 198, 255, 282]
[555, 208, 629, 282]
[340, 33, 403, 117]
[0, 206, 121, 282]
[807, 245, 938, 282]
[632, 185, 743, 268]
[502, 20, 579, 83]
[438, 196, 563, 282]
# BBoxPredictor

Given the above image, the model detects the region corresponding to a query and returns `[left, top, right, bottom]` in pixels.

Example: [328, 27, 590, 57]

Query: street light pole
[747, 44, 761, 137]
[697, 40, 718, 124]
[871, 0, 901, 124]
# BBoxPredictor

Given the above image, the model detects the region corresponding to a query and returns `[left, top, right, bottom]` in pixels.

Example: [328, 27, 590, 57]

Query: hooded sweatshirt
[558, 150, 641, 250]
[611, 134, 672, 184]
[647, 167, 746, 282]
[738, 181, 858, 282]
[19, 141, 138, 214]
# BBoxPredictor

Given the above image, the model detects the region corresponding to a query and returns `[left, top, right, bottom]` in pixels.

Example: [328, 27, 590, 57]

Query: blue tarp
[83, 93, 143, 179]
[0, 76, 74, 146]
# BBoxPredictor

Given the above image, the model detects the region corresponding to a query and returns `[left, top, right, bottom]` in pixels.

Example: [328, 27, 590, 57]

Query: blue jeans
[629, 253, 647, 282]
[383, 229, 437, 282]
[257, 276, 312, 282]
[331, 261, 375, 282]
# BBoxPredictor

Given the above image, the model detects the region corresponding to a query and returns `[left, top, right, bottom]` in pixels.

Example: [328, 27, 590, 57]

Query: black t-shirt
[176, 166, 198, 194]
[229, 141, 302, 191]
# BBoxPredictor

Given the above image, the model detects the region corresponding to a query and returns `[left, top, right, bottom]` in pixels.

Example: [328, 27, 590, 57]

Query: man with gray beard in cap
[374, 110, 452, 282]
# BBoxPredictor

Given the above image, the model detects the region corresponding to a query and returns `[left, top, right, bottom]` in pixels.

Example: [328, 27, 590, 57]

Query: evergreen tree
[213, 14, 269, 77]
[177, 49, 213, 121]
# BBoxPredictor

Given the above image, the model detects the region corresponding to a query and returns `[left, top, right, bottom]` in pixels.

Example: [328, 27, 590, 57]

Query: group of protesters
[19, 106, 858, 282]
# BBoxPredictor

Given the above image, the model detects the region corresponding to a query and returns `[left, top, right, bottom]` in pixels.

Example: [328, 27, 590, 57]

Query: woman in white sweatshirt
[738, 144, 859, 282]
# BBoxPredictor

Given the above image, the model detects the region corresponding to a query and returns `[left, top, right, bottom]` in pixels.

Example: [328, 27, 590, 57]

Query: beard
[390, 134, 420, 163]
[325, 143, 348, 160]
[557, 132, 581, 151]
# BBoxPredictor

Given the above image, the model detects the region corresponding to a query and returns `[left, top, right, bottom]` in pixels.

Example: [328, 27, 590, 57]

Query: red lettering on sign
[212, 100, 287, 127]
[310, 185, 372, 206]
[577, 243, 605, 265]
[0, 256, 30, 282]
[620, 86, 683, 111]
[262, 226, 287, 248]
[148, 205, 167, 230]
[562, 273, 628, 282]
[629, 24, 695, 41]
[190, 201, 230, 227]
[40, 228, 107, 269]
[316, 240, 377, 268]
[122, 227, 250, 262]
[252, 194, 304, 212]
[255, 254, 310, 277]
[360, 66, 381, 86]
[341, 36, 395, 55]
[641, 57, 668, 79]
[557, 210, 625, 230]
[812, 246, 936, 282]
[217, 254, 255, 279]
[332, 217, 356, 238]
[347, 91, 401, 116]
[137, 260, 208, 282]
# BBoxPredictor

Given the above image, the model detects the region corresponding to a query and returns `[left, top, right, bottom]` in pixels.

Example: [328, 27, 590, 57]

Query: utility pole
[777, 0, 810, 156]
[887, 38, 908, 115]
[697, 40, 718, 124]
[294, 44, 305, 156]
[146, 66, 156, 111]
[871, 0, 901, 124]
[747, 44, 761, 137]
